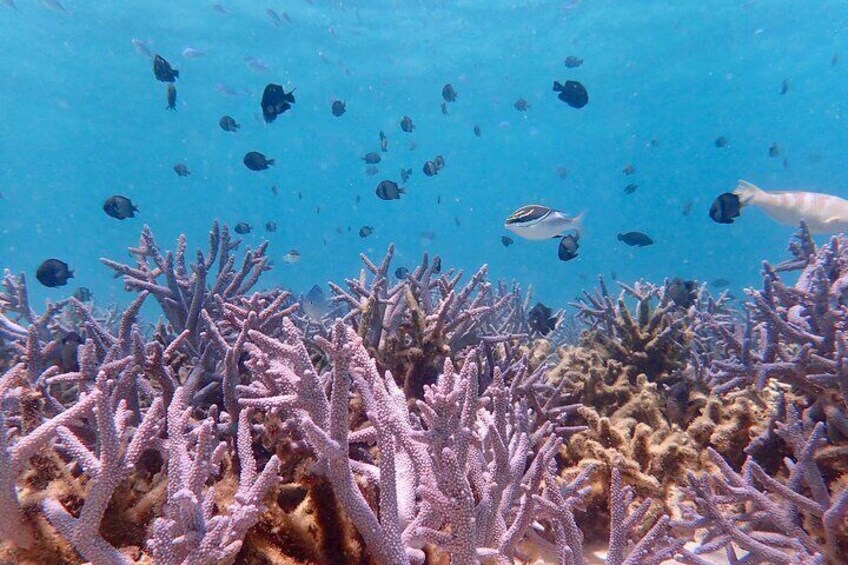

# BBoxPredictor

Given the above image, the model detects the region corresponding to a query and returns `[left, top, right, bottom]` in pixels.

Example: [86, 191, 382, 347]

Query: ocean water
[1, 0, 846, 313]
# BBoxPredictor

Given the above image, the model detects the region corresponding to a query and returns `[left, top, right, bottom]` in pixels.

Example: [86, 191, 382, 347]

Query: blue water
[2, 0, 847, 313]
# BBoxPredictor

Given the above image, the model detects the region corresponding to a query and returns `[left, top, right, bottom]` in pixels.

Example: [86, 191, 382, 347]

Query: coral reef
[1, 221, 846, 564]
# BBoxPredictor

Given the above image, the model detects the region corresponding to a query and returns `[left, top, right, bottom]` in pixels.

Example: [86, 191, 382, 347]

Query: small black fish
[166, 84, 177, 110]
[234, 222, 252, 235]
[711, 278, 730, 288]
[440, 101, 449, 116]
[714, 136, 729, 148]
[359, 226, 373, 238]
[395, 267, 409, 279]
[514, 98, 530, 111]
[423, 160, 439, 176]
[432, 257, 441, 273]
[528, 302, 558, 336]
[668, 277, 698, 308]
[558, 234, 579, 261]
[622, 164, 636, 175]
[363, 152, 381, 164]
[365, 165, 379, 176]
[36, 259, 73, 288]
[72, 287, 93, 301]
[709, 193, 741, 224]
[623, 184, 638, 195]
[556, 166, 568, 179]
[617, 231, 654, 247]
[682, 200, 693, 216]
[437, 195, 442, 204]
[400, 168, 412, 183]
[261, 83, 295, 123]
[553, 80, 588, 109]
[665, 381, 690, 425]
[769, 143, 780, 157]
[473, 124, 481, 137]
[400, 116, 415, 132]
[564, 55, 583, 68]
[331, 100, 346, 117]
[174, 163, 191, 177]
[433, 155, 445, 169]
[501, 236, 514, 247]
[153, 54, 179, 82]
[103, 195, 138, 220]
[244, 151, 274, 171]
[376, 180, 404, 200]
[780, 79, 789, 94]
[59, 331, 84, 372]
[441, 83, 457, 102]
[271, 185, 279, 196]
[219, 115, 240, 132]
[265, 221, 277, 232]
[380, 131, 388, 152]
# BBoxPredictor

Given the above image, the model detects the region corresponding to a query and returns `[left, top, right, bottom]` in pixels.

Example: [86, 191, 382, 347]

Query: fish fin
[553, 81, 563, 91]
[399, 187, 406, 193]
[571, 210, 586, 235]
[733, 180, 764, 205]
[267, 159, 275, 166]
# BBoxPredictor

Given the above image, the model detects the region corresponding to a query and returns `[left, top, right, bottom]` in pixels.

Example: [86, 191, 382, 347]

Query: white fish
[301, 285, 328, 320]
[734, 180, 848, 234]
[132, 39, 154, 59]
[41, 0, 66, 12]
[182, 47, 206, 58]
[504, 205, 584, 240]
[281, 249, 301, 264]
[214, 83, 239, 97]
[245, 56, 270, 72]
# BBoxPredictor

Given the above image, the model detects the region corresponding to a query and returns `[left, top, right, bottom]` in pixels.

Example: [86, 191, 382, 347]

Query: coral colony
[0, 221, 846, 565]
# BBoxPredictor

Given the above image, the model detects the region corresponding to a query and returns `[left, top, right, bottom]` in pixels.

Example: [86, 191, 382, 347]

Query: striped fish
[504, 205, 584, 240]
[734, 180, 848, 234]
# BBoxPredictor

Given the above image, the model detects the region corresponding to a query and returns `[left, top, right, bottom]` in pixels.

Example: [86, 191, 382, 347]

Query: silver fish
[734, 180, 848, 234]
[41, 0, 66, 12]
[132, 39, 154, 59]
[504, 205, 584, 240]
[182, 47, 207, 58]
[301, 284, 328, 320]
[245, 56, 271, 72]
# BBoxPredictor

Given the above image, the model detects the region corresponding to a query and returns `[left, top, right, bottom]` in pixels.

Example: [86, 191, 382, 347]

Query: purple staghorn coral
[686, 222, 848, 563]
[238, 315, 599, 563]
[329, 245, 529, 398]
[13, 226, 836, 565]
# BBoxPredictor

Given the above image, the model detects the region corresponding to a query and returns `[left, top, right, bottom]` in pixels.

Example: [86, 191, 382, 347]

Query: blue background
[1, 0, 846, 314]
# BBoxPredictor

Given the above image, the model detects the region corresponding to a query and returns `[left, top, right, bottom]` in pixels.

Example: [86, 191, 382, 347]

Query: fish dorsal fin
[733, 180, 764, 205]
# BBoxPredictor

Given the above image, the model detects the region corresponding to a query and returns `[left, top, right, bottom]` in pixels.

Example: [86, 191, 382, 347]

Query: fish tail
[733, 180, 764, 206]
[553, 81, 563, 92]
[267, 159, 275, 166]
[572, 210, 586, 234]
[173, 69, 180, 79]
